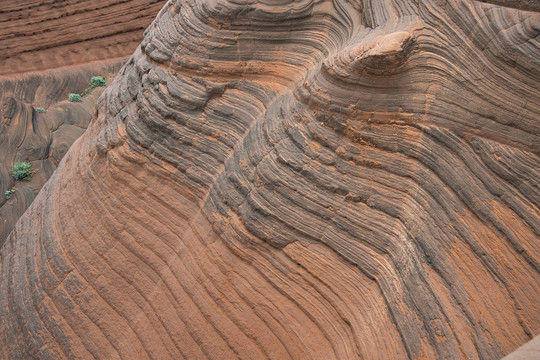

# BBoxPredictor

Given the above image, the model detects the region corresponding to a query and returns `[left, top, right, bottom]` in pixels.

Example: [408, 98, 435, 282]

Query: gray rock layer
[1, 0, 539, 359]
[0, 61, 124, 245]
[0, 0, 166, 75]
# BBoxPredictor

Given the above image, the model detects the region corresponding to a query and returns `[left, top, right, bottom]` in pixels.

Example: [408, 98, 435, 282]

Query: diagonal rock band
[0, 0, 538, 359]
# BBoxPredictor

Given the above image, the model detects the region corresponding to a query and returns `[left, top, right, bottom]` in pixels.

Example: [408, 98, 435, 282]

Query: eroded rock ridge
[1, 0, 539, 359]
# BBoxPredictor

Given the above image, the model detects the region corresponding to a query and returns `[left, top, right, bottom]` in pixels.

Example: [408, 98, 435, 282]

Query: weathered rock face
[1, 0, 539, 359]
[0, 0, 166, 245]
[0, 61, 124, 244]
[0, 0, 166, 75]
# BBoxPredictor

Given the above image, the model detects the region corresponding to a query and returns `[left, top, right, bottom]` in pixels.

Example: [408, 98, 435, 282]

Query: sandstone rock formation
[0, 0, 166, 245]
[0, 61, 123, 244]
[1, 0, 539, 359]
[0, 0, 166, 75]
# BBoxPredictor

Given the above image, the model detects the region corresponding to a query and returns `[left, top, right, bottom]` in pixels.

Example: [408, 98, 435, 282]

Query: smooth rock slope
[1, 0, 539, 359]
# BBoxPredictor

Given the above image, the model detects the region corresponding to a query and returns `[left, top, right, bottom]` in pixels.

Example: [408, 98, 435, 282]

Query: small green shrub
[68, 93, 82, 102]
[9, 161, 38, 181]
[4, 189, 15, 200]
[35, 107, 46, 113]
[90, 76, 107, 87]
[82, 76, 108, 97]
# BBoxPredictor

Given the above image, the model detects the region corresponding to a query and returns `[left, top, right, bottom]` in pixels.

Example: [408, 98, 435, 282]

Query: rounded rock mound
[0, 0, 539, 359]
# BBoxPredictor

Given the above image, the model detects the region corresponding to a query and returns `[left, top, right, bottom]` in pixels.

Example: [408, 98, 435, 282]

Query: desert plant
[4, 189, 15, 200]
[9, 161, 38, 181]
[90, 76, 107, 87]
[35, 107, 46, 113]
[81, 87, 92, 97]
[68, 93, 82, 102]
[82, 76, 108, 96]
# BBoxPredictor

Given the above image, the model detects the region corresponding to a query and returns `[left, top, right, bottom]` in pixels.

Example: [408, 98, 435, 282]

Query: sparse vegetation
[90, 76, 107, 87]
[68, 93, 82, 102]
[9, 161, 38, 181]
[81, 75, 107, 97]
[35, 107, 46, 113]
[4, 189, 15, 200]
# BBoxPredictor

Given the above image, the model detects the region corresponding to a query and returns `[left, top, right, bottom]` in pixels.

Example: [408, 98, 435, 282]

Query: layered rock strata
[0, 0, 166, 75]
[0, 61, 124, 244]
[0, 0, 166, 244]
[1, 0, 539, 359]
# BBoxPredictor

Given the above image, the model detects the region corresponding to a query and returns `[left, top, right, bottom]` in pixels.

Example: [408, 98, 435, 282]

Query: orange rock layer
[0, 0, 166, 75]
[0, 0, 539, 359]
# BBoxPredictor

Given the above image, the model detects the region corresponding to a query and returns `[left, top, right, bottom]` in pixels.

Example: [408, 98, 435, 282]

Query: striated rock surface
[0, 0, 166, 75]
[0, 0, 166, 245]
[1, 0, 539, 359]
[0, 61, 124, 244]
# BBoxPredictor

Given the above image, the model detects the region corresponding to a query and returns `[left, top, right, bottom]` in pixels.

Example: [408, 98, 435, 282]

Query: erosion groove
[1, 0, 539, 359]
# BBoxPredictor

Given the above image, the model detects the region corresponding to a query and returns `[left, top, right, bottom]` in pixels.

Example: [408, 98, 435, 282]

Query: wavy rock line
[0, 0, 166, 75]
[1, 0, 539, 359]
[0, 61, 125, 245]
